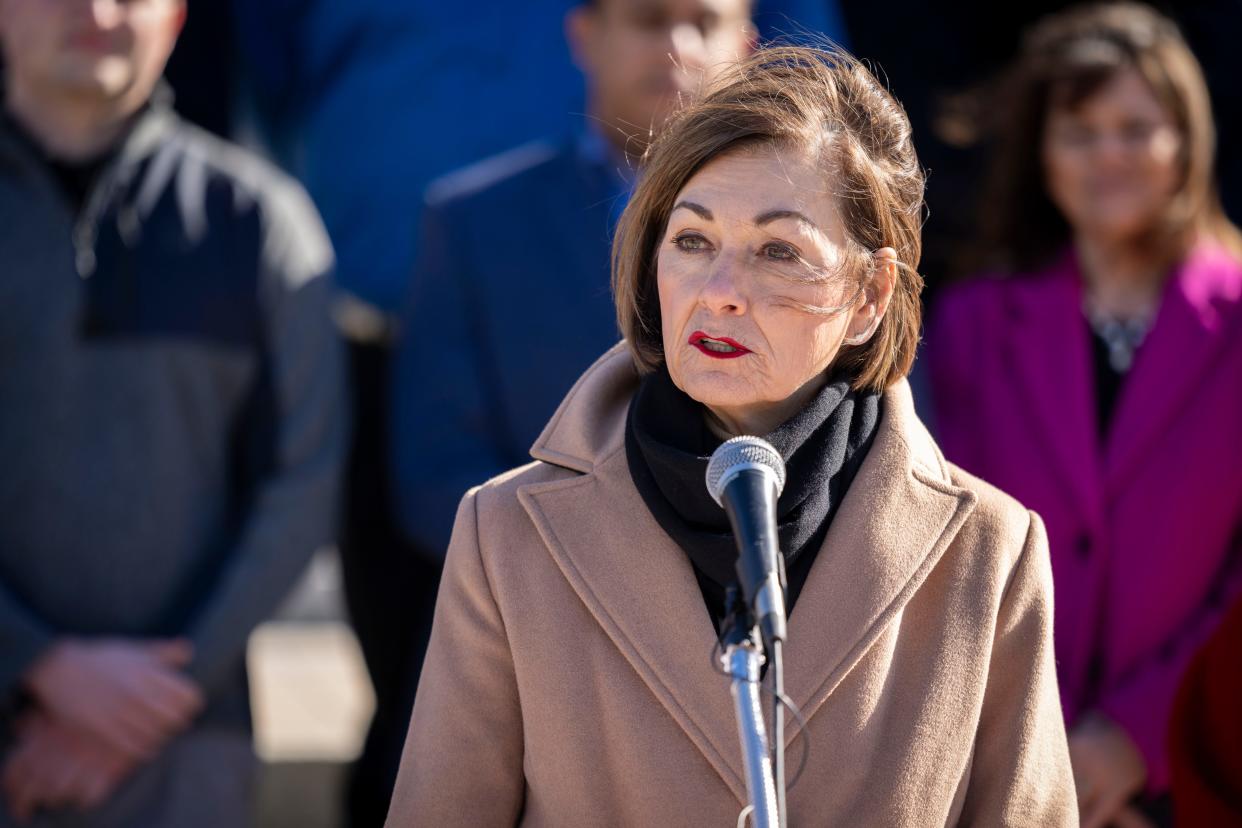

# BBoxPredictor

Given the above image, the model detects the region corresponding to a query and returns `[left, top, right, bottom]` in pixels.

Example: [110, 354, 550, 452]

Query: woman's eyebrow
[755, 208, 817, 230]
[671, 201, 713, 220]
[669, 203, 820, 232]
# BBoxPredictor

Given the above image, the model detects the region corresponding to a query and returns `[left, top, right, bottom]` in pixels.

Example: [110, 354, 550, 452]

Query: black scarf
[625, 366, 881, 627]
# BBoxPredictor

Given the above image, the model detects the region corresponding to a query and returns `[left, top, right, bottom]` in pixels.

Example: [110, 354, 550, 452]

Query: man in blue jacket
[0, 0, 345, 824]
[392, 0, 756, 564]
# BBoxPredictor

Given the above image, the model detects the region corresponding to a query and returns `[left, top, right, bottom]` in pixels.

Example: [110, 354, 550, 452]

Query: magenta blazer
[927, 243, 1242, 793]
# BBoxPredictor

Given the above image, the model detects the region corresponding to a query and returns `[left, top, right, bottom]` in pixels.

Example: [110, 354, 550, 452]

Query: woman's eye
[1122, 122, 1156, 143]
[672, 233, 709, 252]
[1052, 121, 1093, 146]
[762, 242, 798, 261]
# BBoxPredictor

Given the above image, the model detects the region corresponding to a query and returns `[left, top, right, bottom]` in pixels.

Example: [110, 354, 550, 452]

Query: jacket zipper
[71, 161, 122, 280]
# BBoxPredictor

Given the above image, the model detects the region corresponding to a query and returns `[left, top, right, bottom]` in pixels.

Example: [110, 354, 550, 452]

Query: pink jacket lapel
[1105, 244, 1242, 492]
[1004, 254, 1106, 531]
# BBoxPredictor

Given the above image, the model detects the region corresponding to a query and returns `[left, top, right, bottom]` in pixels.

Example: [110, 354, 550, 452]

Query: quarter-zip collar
[0, 83, 177, 278]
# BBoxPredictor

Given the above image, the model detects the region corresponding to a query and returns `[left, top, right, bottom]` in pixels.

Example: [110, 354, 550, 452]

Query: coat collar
[527, 342, 636, 474]
[0, 83, 178, 233]
[521, 345, 977, 799]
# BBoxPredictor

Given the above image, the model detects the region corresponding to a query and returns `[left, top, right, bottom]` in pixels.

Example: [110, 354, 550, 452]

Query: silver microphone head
[705, 435, 787, 506]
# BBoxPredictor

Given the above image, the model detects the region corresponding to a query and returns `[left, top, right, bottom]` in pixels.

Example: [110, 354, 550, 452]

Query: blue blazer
[391, 139, 626, 556]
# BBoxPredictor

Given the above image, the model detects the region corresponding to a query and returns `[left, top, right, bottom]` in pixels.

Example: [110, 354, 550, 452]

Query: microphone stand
[770, 637, 786, 827]
[770, 554, 788, 828]
[720, 595, 780, 828]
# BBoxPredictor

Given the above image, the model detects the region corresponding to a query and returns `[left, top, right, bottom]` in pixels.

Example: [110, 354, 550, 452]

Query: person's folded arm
[183, 186, 347, 694]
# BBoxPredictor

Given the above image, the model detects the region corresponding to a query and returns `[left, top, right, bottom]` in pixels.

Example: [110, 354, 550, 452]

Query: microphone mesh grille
[705, 436, 787, 505]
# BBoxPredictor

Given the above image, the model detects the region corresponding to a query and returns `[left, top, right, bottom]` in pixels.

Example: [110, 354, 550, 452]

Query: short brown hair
[611, 44, 926, 393]
[976, 2, 1242, 273]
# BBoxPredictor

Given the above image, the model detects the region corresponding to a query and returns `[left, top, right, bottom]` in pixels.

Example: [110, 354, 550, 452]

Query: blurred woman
[928, 5, 1242, 827]
[386, 44, 1076, 826]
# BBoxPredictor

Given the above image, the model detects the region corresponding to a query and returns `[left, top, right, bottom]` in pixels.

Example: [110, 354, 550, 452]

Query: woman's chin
[673, 371, 765, 413]
[1075, 209, 1162, 245]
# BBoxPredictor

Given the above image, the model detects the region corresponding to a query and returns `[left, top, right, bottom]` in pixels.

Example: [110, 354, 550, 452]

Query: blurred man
[371, 3, 751, 821]
[0, 0, 345, 825]
[395, 0, 754, 568]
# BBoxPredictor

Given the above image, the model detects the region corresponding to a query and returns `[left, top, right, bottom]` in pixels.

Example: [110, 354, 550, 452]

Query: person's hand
[1108, 804, 1157, 828]
[1, 710, 137, 822]
[22, 638, 204, 760]
[1069, 711, 1147, 828]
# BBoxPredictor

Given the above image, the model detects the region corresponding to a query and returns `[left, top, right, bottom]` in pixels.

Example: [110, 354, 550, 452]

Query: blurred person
[836, 0, 1242, 432]
[927, 5, 1242, 827]
[385, 44, 1076, 826]
[0, 0, 345, 825]
[1167, 591, 1242, 825]
[835, 0, 1242, 295]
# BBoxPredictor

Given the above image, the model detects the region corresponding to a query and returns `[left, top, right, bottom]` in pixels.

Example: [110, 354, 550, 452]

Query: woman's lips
[688, 330, 751, 360]
[66, 31, 116, 53]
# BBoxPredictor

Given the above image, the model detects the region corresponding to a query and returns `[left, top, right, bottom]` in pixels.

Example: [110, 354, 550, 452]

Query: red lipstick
[67, 30, 114, 53]
[688, 330, 751, 359]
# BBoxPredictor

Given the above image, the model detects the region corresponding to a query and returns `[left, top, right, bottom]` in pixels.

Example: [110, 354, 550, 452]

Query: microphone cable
[709, 613, 812, 790]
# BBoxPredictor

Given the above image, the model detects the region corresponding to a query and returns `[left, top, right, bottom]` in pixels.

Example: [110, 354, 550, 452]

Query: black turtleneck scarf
[625, 366, 881, 629]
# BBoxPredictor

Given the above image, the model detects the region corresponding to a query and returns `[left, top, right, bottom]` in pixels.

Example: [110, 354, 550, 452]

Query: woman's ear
[843, 247, 898, 345]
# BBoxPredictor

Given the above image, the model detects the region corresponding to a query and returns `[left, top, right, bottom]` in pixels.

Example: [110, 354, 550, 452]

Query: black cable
[758, 679, 811, 789]
[710, 633, 728, 676]
[709, 634, 813, 791]
[710, 592, 812, 822]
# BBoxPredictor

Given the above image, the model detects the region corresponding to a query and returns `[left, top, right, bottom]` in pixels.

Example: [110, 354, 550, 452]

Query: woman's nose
[697, 256, 747, 315]
[79, 0, 124, 29]
[1090, 131, 1137, 168]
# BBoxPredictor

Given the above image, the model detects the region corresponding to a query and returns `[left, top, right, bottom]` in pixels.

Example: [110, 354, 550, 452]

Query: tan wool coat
[386, 345, 1077, 827]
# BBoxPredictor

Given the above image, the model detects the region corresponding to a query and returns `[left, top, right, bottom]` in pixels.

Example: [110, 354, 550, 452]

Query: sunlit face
[1041, 66, 1183, 245]
[0, 0, 184, 103]
[657, 144, 892, 436]
[567, 0, 753, 151]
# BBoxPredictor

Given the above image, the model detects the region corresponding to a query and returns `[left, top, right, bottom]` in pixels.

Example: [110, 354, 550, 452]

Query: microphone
[706, 436, 788, 646]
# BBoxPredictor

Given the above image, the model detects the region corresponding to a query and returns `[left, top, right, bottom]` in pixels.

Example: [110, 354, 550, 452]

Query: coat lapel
[1003, 256, 1106, 532]
[517, 456, 750, 801]
[1105, 245, 1242, 491]
[782, 386, 977, 738]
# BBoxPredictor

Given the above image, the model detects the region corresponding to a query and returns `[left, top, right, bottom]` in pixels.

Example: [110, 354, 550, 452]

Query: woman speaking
[386, 45, 1075, 826]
